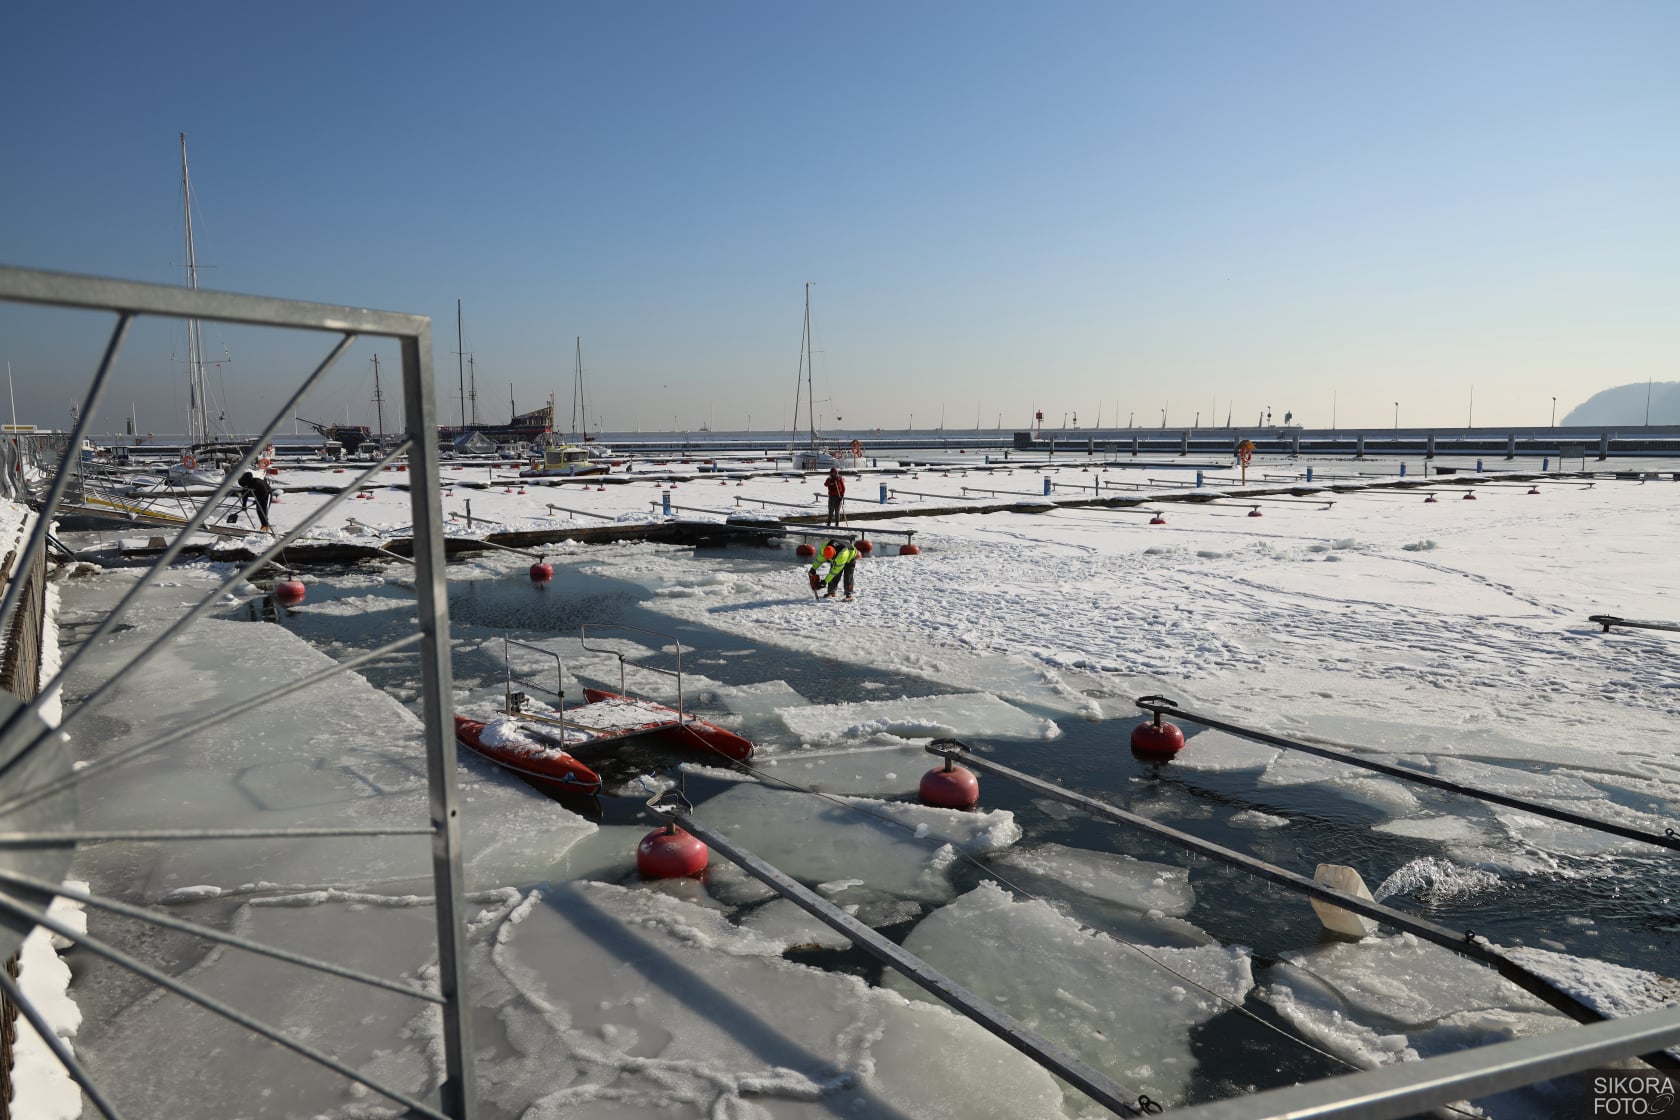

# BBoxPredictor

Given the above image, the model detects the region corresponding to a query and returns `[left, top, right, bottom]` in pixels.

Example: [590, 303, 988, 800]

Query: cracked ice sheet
[1258, 932, 1568, 1070]
[695, 782, 1021, 903]
[776, 691, 1059, 747]
[885, 882, 1253, 1109]
[59, 601, 597, 897]
[77, 882, 1069, 1119]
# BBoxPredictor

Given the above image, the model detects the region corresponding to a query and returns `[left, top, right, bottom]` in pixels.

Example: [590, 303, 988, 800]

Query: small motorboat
[458, 626, 755, 793]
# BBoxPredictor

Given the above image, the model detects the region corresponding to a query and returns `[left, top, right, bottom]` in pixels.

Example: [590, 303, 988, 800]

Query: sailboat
[169, 133, 248, 487]
[788, 284, 860, 472]
[521, 338, 611, 478]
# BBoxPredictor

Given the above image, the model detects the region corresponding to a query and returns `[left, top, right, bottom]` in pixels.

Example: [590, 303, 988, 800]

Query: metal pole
[401, 326, 478, 1118]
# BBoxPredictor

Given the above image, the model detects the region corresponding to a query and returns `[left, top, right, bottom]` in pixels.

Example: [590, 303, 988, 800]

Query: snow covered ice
[33, 457, 1680, 1117]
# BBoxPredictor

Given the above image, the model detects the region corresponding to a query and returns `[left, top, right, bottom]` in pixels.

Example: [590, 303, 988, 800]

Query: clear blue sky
[2, 1, 1676, 434]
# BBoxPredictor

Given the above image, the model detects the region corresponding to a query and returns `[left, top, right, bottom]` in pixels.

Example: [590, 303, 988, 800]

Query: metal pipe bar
[922, 740, 1675, 1054]
[545, 502, 617, 520]
[0, 966, 128, 1120]
[1133, 696, 1679, 853]
[1164, 1002, 1680, 1120]
[0, 264, 430, 338]
[401, 324, 478, 1120]
[0, 634, 422, 819]
[651, 796, 1149, 1118]
[0, 826, 434, 845]
[0, 870, 444, 1004]
[0, 889, 451, 1119]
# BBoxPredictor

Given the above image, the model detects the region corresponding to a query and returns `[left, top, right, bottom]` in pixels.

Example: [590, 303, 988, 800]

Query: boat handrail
[579, 622, 685, 719]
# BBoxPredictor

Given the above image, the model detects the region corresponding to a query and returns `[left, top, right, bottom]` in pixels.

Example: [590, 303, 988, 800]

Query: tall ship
[437, 399, 554, 447]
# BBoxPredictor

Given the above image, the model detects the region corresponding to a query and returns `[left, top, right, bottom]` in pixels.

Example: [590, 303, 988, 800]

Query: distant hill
[1562, 382, 1680, 426]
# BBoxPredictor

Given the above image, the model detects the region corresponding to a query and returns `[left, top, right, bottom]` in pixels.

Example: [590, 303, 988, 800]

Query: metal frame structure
[0, 265, 475, 1118]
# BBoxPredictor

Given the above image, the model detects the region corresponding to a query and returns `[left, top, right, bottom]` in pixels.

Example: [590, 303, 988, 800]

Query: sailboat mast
[180, 132, 209, 447]
[468, 355, 478, 426]
[803, 282, 814, 443]
[456, 300, 466, 429]
[575, 337, 587, 439]
[371, 354, 385, 440]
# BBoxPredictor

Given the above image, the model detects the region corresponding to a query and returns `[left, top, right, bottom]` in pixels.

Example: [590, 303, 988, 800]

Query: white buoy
[1309, 863, 1378, 939]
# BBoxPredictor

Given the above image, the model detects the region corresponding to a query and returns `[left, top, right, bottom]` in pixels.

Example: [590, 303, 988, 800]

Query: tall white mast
[181, 132, 210, 447]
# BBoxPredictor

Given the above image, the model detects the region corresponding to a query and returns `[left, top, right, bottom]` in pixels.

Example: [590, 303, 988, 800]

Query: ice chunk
[1505, 945, 1680, 1020]
[1166, 730, 1279, 772]
[994, 843, 1194, 916]
[778, 692, 1059, 746]
[754, 743, 934, 797]
[886, 882, 1252, 1107]
[738, 898, 857, 950]
[695, 782, 1020, 903]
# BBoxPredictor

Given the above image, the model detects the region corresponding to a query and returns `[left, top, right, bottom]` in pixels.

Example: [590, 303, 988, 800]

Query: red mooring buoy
[1248, 507, 1263, 517]
[637, 824, 708, 878]
[1130, 712, 1186, 759]
[530, 561, 554, 583]
[1528, 487, 1541, 495]
[1424, 495, 1438, 503]
[1149, 515, 1167, 525]
[899, 542, 921, 556]
[857, 538, 873, 555]
[920, 758, 980, 809]
[795, 542, 817, 558]
[1463, 491, 1477, 500]
[273, 579, 307, 607]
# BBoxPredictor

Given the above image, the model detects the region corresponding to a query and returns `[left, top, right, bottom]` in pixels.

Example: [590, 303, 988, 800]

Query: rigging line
[0, 966, 128, 1120]
[21, 432, 413, 764]
[0, 312, 132, 678]
[0, 331, 365, 754]
[0, 632, 422, 819]
[0, 889, 454, 1120]
[0, 869, 444, 1005]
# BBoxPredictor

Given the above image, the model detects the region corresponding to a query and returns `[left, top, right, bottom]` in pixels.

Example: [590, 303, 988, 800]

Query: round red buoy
[397, 465, 407, 472]
[504, 488, 513, 494]
[637, 825, 708, 878]
[596, 485, 606, 492]
[1463, 491, 1477, 500]
[530, 561, 553, 584]
[518, 489, 527, 495]
[899, 542, 920, 556]
[919, 761, 980, 809]
[857, 538, 874, 555]
[1424, 495, 1438, 503]
[273, 579, 306, 607]
[796, 542, 817, 558]
[1248, 508, 1263, 517]
[1130, 715, 1185, 759]
[1528, 487, 1541, 495]
[333, 468, 344, 473]
[1149, 515, 1167, 525]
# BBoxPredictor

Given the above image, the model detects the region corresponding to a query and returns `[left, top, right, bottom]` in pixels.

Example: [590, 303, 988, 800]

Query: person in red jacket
[823, 467, 846, 526]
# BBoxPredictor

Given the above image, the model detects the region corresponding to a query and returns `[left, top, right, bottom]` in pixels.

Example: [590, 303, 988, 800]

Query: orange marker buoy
[919, 759, 979, 808]
[637, 824, 708, 878]
[273, 579, 306, 607]
[899, 543, 921, 556]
